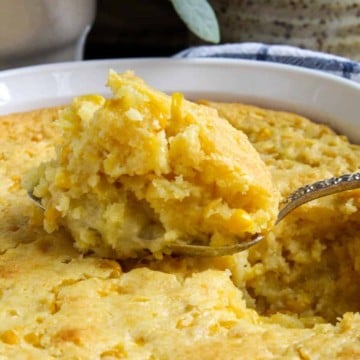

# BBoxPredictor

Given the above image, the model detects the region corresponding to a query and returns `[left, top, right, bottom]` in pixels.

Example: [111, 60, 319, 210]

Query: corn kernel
[171, 92, 184, 122]
[227, 209, 254, 233]
[1, 330, 19, 345]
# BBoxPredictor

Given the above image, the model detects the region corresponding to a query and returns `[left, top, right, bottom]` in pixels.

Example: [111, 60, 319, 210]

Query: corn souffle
[0, 73, 359, 359]
[24, 71, 279, 259]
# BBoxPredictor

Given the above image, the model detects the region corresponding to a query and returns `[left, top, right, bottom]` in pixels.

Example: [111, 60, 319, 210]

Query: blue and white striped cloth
[175, 43, 360, 84]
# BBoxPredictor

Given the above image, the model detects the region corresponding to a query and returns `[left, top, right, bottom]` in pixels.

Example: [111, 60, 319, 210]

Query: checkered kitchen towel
[175, 43, 360, 84]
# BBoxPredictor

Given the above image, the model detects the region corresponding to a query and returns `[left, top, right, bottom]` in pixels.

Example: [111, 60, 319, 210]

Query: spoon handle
[277, 172, 360, 223]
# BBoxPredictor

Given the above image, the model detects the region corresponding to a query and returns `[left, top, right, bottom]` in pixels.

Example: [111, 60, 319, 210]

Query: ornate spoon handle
[277, 172, 360, 223]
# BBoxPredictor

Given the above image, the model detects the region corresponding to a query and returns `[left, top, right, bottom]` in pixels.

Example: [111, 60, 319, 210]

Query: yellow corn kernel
[1, 330, 19, 345]
[258, 128, 272, 140]
[226, 209, 253, 233]
[171, 92, 184, 122]
[45, 206, 61, 224]
[24, 332, 42, 347]
[149, 102, 167, 128]
[9, 175, 21, 191]
[55, 170, 71, 189]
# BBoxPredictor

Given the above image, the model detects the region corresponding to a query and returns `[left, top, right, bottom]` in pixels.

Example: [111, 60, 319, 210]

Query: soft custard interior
[26, 71, 279, 258]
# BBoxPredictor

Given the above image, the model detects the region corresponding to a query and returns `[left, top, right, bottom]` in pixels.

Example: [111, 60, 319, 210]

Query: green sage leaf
[170, 0, 220, 43]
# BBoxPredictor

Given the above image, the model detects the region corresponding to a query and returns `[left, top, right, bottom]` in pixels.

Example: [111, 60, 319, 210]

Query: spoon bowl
[28, 172, 360, 257]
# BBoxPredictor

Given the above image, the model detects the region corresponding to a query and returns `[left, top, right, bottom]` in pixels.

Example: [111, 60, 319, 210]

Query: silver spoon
[28, 172, 360, 257]
[170, 172, 360, 256]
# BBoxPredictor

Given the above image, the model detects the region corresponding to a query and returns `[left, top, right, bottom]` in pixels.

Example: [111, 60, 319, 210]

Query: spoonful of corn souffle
[24, 70, 281, 259]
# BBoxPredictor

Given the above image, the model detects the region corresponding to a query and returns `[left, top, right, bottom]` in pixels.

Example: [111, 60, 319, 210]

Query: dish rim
[0, 57, 359, 88]
[1, 57, 359, 141]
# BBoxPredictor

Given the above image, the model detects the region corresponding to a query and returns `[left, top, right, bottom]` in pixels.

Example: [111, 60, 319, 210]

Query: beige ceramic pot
[209, 0, 360, 60]
[0, 0, 96, 69]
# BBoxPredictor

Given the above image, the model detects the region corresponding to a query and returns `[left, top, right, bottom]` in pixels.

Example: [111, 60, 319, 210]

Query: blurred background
[85, 0, 360, 61]
[1, 0, 359, 70]
[84, 0, 189, 59]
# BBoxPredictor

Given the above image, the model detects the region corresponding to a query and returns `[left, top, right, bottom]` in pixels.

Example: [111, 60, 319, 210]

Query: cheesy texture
[25, 71, 279, 258]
